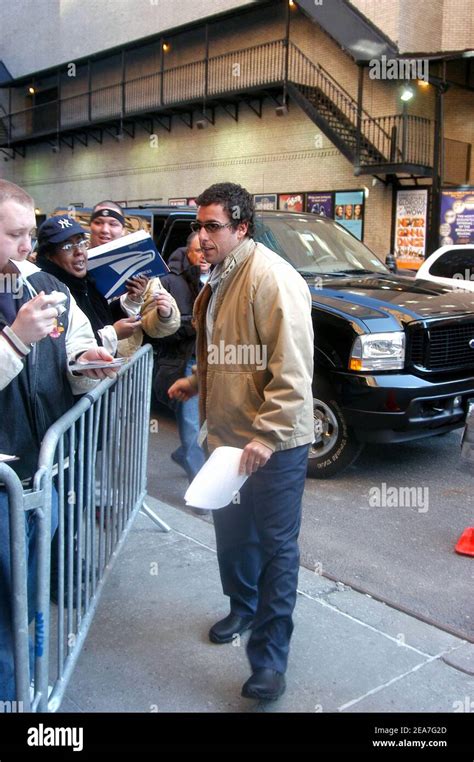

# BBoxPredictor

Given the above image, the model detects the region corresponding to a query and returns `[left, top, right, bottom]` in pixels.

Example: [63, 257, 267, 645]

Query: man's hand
[168, 377, 197, 402]
[125, 275, 148, 302]
[73, 347, 118, 379]
[113, 316, 142, 339]
[153, 290, 173, 319]
[239, 441, 273, 475]
[11, 291, 65, 345]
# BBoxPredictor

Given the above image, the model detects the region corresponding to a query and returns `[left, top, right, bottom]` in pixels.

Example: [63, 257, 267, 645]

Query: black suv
[108, 206, 474, 477]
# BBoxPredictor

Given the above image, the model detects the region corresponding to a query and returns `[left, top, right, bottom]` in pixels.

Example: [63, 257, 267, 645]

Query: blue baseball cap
[38, 215, 87, 245]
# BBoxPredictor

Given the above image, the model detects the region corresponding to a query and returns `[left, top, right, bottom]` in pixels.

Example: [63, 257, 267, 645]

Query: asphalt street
[147, 404, 473, 642]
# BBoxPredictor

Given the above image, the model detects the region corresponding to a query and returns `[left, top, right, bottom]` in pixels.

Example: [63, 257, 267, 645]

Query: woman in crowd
[35, 215, 146, 353]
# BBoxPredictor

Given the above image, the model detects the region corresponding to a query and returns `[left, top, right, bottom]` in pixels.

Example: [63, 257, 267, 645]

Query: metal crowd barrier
[1, 345, 169, 712]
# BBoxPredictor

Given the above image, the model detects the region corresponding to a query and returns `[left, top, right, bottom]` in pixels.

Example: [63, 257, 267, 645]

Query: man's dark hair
[196, 183, 255, 237]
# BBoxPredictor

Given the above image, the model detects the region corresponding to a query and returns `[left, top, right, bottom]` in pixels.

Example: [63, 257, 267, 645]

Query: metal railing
[0, 38, 433, 169]
[1, 346, 168, 712]
[361, 113, 433, 166]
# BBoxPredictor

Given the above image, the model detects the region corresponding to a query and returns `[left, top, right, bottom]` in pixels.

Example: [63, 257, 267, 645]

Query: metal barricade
[1, 345, 169, 712]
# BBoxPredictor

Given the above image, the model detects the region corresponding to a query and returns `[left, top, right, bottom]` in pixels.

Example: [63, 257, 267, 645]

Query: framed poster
[440, 189, 474, 246]
[168, 198, 187, 206]
[187, 198, 198, 207]
[394, 189, 428, 269]
[306, 192, 333, 217]
[278, 193, 304, 212]
[254, 194, 278, 210]
[334, 191, 364, 240]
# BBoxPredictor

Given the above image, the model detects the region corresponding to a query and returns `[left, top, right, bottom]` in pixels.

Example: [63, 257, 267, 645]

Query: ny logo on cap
[58, 218, 73, 229]
[101, 210, 110, 216]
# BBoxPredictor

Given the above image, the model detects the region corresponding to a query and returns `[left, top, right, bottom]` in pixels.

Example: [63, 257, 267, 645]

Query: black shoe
[209, 613, 253, 644]
[241, 668, 286, 701]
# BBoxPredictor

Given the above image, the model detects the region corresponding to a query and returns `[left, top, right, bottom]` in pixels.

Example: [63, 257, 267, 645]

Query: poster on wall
[187, 198, 198, 207]
[394, 189, 428, 269]
[306, 192, 333, 217]
[168, 198, 187, 206]
[254, 194, 278, 210]
[440, 189, 474, 246]
[334, 191, 364, 240]
[278, 193, 304, 212]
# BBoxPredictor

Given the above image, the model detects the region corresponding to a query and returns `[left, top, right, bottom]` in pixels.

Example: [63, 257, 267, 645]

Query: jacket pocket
[207, 370, 263, 440]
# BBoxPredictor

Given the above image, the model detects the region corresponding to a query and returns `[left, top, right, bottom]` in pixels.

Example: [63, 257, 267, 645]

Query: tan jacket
[117, 278, 181, 356]
[192, 237, 314, 453]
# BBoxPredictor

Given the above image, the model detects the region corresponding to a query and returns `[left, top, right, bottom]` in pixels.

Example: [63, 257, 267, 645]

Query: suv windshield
[254, 213, 388, 276]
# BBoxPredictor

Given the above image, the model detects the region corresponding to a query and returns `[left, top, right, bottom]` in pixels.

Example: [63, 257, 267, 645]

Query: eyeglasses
[59, 240, 88, 253]
[190, 221, 234, 234]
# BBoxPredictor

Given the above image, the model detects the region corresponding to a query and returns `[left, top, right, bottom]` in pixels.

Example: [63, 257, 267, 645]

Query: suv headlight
[349, 332, 405, 371]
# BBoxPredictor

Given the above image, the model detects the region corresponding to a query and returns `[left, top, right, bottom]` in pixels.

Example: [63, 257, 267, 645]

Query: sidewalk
[61, 496, 474, 713]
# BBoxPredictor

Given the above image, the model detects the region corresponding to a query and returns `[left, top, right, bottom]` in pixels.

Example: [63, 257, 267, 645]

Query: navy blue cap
[38, 215, 87, 245]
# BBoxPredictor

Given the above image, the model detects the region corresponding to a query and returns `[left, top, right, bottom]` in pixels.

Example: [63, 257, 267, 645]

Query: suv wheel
[307, 390, 363, 478]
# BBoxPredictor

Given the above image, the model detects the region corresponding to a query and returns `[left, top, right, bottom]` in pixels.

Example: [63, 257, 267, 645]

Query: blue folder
[87, 231, 169, 299]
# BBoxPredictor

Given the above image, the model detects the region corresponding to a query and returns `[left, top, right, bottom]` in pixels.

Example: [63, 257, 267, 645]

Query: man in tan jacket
[169, 183, 314, 701]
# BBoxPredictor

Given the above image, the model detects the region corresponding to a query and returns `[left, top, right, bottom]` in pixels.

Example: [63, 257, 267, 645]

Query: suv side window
[429, 250, 474, 279]
[161, 219, 195, 260]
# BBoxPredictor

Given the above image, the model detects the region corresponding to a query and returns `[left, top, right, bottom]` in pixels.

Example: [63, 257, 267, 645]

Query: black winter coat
[39, 259, 126, 346]
[0, 270, 76, 480]
[150, 247, 202, 407]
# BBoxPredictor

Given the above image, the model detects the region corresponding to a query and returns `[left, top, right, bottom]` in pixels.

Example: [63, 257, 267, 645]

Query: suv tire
[307, 386, 363, 478]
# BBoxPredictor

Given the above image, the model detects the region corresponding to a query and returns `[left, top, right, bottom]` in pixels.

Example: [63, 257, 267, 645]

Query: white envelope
[184, 446, 248, 510]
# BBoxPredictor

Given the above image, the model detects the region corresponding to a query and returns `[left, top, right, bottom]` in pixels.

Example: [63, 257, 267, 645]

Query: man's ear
[238, 221, 249, 237]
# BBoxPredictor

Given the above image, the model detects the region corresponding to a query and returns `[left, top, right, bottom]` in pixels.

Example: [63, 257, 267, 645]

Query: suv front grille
[408, 321, 474, 372]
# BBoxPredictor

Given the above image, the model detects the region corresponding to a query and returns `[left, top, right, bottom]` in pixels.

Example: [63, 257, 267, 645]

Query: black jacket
[0, 271, 76, 480]
[150, 247, 202, 407]
[39, 259, 125, 345]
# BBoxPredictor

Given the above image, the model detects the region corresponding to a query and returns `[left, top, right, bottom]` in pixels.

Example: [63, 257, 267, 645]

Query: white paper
[0, 454, 18, 462]
[68, 357, 128, 372]
[184, 446, 248, 510]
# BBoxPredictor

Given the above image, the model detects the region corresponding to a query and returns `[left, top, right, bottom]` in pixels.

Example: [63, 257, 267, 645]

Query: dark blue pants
[212, 444, 309, 674]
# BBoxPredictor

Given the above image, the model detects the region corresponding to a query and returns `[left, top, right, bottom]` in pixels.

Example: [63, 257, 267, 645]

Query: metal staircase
[287, 43, 432, 175]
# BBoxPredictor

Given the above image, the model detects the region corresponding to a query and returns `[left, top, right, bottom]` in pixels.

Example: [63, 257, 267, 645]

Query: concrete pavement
[61, 496, 474, 714]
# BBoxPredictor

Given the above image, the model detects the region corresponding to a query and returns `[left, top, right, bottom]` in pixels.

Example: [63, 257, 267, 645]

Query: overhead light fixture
[275, 104, 288, 116]
[289, 0, 296, 7]
[28, 86, 35, 95]
[400, 84, 414, 102]
[417, 79, 430, 89]
[162, 42, 170, 52]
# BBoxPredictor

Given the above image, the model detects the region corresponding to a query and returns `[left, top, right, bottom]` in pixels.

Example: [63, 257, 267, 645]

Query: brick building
[0, 0, 472, 259]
